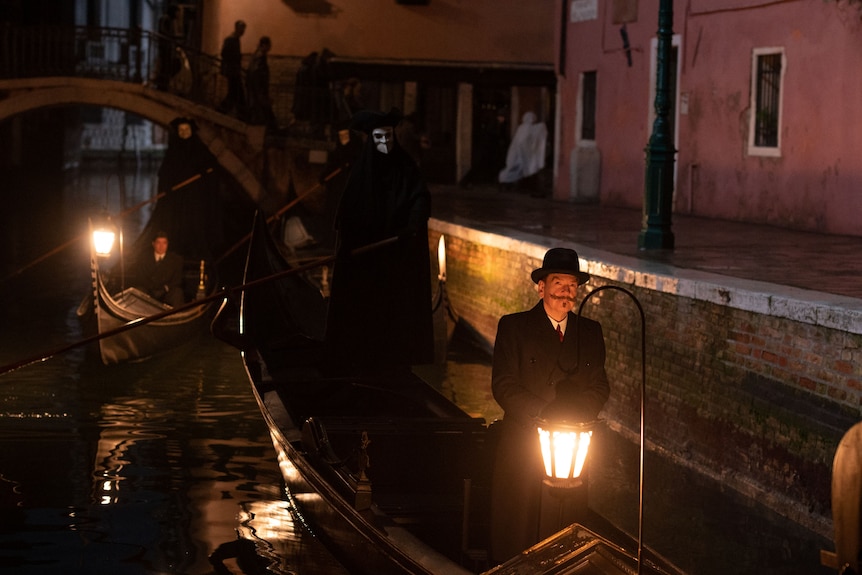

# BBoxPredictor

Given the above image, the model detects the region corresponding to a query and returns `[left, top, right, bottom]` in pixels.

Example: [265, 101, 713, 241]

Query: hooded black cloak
[325, 109, 434, 372]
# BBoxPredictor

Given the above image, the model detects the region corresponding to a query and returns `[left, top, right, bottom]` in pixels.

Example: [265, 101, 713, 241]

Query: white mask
[372, 127, 394, 154]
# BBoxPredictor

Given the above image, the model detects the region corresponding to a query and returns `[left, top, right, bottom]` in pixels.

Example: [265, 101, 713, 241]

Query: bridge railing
[0, 24, 231, 110]
[0, 24, 343, 134]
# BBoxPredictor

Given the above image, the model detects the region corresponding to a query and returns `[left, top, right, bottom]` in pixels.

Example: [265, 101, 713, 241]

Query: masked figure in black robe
[130, 118, 220, 264]
[119, 118, 232, 298]
[325, 108, 434, 374]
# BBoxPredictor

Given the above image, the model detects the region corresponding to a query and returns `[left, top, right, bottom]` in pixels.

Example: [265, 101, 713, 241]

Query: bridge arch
[0, 77, 265, 202]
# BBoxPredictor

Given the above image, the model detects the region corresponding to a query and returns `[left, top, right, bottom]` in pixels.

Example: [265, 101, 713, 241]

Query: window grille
[754, 53, 782, 147]
[581, 71, 597, 141]
[748, 48, 785, 156]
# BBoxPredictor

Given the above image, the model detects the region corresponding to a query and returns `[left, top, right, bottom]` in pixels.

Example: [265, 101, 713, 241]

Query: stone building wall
[428, 219, 862, 538]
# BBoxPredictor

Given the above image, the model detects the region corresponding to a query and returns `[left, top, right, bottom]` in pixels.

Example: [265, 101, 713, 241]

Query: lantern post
[638, 0, 676, 250]
[537, 285, 648, 573]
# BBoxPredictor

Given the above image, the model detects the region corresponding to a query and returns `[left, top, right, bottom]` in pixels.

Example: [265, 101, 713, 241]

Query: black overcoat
[133, 251, 185, 306]
[489, 300, 610, 562]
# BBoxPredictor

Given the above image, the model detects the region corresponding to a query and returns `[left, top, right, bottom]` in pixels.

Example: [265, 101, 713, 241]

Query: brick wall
[429, 220, 861, 537]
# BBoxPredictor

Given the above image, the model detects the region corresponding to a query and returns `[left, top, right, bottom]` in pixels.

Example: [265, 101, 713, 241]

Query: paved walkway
[429, 185, 862, 329]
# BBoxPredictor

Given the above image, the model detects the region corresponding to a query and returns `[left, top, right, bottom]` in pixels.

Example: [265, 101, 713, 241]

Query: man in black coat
[218, 20, 246, 117]
[489, 247, 610, 563]
[134, 231, 185, 308]
[246, 36, 276, 130]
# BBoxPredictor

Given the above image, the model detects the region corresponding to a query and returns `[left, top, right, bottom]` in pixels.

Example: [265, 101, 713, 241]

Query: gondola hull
[247, 369, 482, 575]
[85, 266, 211, 365]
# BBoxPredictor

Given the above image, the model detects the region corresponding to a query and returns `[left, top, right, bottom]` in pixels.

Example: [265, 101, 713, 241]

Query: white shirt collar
[547, 314, 568, 335]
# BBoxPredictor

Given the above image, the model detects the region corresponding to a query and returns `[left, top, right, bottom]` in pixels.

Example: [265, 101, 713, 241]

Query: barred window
[749, 48, 785, 156]
[579, 71, 597, 142]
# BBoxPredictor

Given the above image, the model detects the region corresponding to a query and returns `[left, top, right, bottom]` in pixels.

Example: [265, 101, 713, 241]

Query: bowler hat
[531, 248, 590, 284]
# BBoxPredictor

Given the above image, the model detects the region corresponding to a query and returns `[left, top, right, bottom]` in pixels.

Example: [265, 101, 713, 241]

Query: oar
[1, 168, 215, 283]
[119, 168, 215, 217]
[215, 166, 344, 264]
[0, 234, 396, 377]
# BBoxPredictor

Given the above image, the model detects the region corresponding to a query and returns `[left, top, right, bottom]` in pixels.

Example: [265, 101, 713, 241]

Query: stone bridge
[0, 76, 271, 204]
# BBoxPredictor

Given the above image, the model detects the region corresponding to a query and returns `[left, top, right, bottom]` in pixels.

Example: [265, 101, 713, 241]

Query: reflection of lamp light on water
[537, 285, 647, 574]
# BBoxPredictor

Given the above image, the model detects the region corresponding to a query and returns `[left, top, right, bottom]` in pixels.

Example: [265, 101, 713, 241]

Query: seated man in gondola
[133, 230, 185, 308]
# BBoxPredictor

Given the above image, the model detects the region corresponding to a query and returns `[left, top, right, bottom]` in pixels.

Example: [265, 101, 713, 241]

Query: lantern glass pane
[93, 229, 116, 256]
[538, 427, 592, 479]
[539, 427, 553, 477]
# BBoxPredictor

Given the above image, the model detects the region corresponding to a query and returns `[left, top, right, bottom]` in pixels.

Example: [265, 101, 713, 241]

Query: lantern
[92, 215, 117, 258]
[537, 419, 594, 489]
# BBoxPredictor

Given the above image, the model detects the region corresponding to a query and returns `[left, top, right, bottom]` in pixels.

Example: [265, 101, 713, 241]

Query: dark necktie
[556, 323, 564, 342]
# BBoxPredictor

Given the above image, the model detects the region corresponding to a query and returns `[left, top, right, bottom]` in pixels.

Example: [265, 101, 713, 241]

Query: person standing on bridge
[246, 36, 277, 131]
[155, 5, 183, 91]
[218, 20, 246, 118]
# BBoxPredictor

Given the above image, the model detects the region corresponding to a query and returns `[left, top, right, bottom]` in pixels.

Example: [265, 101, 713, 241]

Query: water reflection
[0, 334, 351, 574]
[0, 166, 349, 574]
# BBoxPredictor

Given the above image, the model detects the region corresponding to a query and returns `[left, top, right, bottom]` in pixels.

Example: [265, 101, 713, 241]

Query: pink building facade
[555, 0, 862, 236]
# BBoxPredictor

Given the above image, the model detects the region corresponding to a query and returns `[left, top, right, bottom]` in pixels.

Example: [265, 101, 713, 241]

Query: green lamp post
[638, 0, 676, 250]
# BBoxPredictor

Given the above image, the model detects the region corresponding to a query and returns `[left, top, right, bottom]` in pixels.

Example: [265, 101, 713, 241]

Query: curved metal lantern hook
[576, 285, 646, 574]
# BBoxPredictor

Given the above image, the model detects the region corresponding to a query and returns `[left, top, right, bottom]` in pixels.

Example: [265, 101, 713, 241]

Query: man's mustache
[550, 295, 576, 303]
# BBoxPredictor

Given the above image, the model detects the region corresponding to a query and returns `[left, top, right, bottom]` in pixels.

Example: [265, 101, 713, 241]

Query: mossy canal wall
[428, 218, 862, 539]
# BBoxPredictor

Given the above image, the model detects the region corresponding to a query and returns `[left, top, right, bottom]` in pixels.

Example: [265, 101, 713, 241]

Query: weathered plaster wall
[556, 0, 862, 236]
[679, 2, 862, 235]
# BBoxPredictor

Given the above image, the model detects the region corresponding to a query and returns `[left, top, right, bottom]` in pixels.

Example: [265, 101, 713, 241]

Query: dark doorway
[415, 83, 456, 184]
[461, 86, 510, 187]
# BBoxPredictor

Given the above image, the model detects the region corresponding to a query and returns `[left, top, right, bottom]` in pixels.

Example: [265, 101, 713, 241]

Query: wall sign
[571, 0, 598, 22]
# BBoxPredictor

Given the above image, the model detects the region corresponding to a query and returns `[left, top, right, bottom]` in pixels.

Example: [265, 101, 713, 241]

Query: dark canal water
[0, 165, 833, 574]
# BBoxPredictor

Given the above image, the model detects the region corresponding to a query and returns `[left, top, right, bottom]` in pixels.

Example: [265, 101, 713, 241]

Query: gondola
[83, 260, 212, 365]
[75, 117, 240, 366]
[77, 220, 214, 365]
[214, 211, 687, 575]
